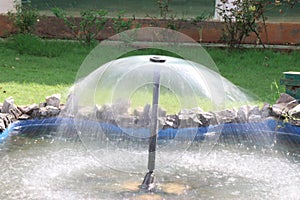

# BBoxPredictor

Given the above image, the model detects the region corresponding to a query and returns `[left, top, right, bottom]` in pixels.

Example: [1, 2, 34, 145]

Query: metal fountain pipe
[140, 56, 166, 191]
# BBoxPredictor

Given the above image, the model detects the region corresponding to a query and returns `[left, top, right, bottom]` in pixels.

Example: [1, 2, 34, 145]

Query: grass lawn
[0, 36, 299, 108]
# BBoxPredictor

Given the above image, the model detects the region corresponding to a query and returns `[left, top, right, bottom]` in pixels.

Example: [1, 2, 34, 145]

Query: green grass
[207, 48, 300, 103]
[0, 37, 93, 105]
[0, 35, 299, 111]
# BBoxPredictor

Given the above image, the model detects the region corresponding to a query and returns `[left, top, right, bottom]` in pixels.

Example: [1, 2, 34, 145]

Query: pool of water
[1, 132, 299, 200]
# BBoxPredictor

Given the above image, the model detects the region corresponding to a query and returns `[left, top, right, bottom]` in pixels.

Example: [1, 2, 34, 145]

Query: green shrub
[52, 7, 108, 45]
[8, 2, 39, 34]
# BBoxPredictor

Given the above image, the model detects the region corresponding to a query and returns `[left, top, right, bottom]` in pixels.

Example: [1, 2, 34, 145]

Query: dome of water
[63, 27, 255, 173]
[68, 52, 253, 173]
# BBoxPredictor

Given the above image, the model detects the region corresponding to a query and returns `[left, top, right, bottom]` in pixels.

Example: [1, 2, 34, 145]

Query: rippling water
[0, 134, 299, 200]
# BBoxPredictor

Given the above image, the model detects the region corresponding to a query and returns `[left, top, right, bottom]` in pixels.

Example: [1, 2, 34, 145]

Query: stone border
[1, 93, 300, 133]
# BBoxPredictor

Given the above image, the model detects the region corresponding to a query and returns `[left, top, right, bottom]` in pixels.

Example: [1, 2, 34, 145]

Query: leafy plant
[217, 0, 267, 48]
[112, 10, 134, 34]
[7, 1, 39, 34]
[217, 0, 299, 48]
[271, 80, 281, 102]
[52, 7, 108, 45]
[157, 0, 171, 19]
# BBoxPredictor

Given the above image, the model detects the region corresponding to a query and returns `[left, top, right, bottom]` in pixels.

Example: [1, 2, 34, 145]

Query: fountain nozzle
[139, 171, 155, 191]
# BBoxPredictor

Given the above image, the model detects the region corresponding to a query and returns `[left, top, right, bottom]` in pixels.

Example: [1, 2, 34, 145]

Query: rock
[138, 104, 151, 127]
[248, 114, 262, 122]
[0, 113, 13, 131]
[133, 107, 144, 117]
[197, 111, 217, 126]
[288, 104, 300, 119]
[96, 104, 115, 123]
[215, 109, 237, 124]
[0, 119, 5, 132]
[18, 104, 39, 115]
[46, 94, 61, 108]
[1, 97, 14, 113]
[38, 107, 48, 118]
[248, 105, 262, 122]
[261, 103, 272, 118]
[18, 114, 31, 120]
[46, 106, 60, 117]
[272, 103, 289, 116]
[276, 93, 298, 108]
[112, 99, 130, 115]
[162, 114, 179, 129]
[237, 105, 249, 123]
[116, 114, 136, 128]
[178, 113, 200, 128]
[39, 102, 46, 108]
[1, 97, 22, 119]
[9, 105, 22, 119]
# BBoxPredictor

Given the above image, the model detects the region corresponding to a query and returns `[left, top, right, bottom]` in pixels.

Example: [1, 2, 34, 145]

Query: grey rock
[18, 114, 31, 120]
[0, 119, 5, 132]
[0, 113, 13, 131]
[18, 104, 39, 115]
[196, 111, 217, 126]
[163, 114, 179, 129]
[46, 106, 60, 117]
[39, 102, 46, 108]
[139, 104, 151, 127]
[215, 109, 237, 124]
[9, 105, 22, 119]
[261, 103, 272, 118]
[178, 117, 199, 128]
[46, 94, 61, 108]
[248, 105, 261, 122]
[288, 104, 300, 119]
[237, 105, 249, 123]
[39, 107, 48, 117]
[116, 114, 136, 128]
[112, 99, 130, 115]
[272, 103, 289, 116]
[2, 97, 22, 119]
[96, 104, 115, 123]
[276, 93, 298, 108]
[2, 97, 14, 113]
[248, 114, 262, 122]
[133, 107, 144, 117]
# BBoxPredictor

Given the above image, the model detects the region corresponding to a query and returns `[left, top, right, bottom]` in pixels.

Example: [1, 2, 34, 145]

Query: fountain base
[140, 171, 155, 191]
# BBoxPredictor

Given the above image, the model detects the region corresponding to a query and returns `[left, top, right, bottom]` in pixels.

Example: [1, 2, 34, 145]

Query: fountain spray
[139, 57, 166, 191]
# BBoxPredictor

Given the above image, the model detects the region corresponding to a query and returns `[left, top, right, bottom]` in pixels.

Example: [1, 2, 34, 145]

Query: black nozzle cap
[150, 57, 166, 63]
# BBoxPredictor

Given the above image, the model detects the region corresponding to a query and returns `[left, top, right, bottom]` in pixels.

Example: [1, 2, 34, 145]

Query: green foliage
[217, 0, 267, 48]
[7, 2, 39, 34]
[52, 7, 108, 45]
[191, 13, 211, 25]
[5, 33, 80, 57]
[157, 0, 170, 19]
[112, 10, 134, 33]
[217, 0, 299, 48]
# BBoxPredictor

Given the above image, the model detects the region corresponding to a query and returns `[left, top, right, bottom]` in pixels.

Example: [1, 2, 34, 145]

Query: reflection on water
[0, 134, 299, 200]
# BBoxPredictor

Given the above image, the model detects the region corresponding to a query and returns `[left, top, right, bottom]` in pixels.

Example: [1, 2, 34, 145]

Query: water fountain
[0, 27, 300, 199]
